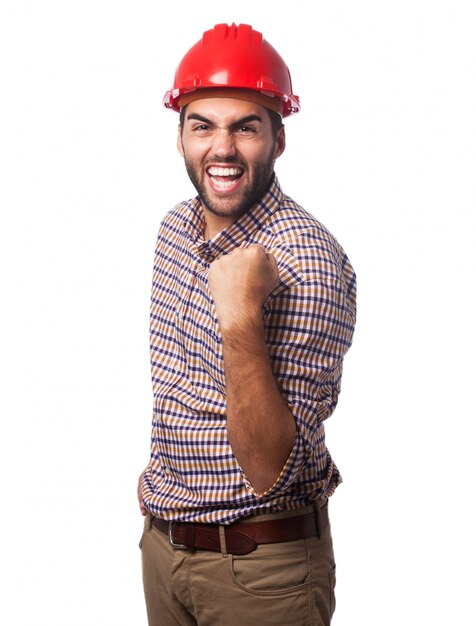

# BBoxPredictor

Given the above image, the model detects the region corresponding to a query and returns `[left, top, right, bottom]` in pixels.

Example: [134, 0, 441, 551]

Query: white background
[1, 1, 475, 624]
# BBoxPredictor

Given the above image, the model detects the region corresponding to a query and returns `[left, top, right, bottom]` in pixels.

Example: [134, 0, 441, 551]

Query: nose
[211, 128, 236, 159]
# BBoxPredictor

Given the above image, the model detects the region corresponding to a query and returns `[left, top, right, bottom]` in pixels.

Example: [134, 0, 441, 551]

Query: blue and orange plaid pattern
[142, 177, 356, 524]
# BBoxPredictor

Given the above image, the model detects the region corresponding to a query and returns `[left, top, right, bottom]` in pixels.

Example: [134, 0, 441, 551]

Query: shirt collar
[182, 175, 284, 262]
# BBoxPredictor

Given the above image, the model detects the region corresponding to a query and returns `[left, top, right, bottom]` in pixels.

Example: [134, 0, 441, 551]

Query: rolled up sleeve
[256, 243, 356, 497]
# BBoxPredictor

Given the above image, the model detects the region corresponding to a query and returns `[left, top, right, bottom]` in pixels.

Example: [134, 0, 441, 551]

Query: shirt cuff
[243, 428, 307, 498]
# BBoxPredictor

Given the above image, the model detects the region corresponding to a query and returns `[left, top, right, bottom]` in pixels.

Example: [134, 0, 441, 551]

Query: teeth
[207, 166, 242, 177]
[212, 179, 237, 189]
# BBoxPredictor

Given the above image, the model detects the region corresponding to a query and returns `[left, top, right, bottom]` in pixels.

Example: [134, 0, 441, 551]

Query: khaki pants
[140, 501, 336, 626]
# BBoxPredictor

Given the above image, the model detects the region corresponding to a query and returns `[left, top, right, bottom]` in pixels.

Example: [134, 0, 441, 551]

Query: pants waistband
[152, 501, 329, 556]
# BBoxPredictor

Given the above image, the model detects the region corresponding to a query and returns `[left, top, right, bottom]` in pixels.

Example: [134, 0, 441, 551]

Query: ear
[273, 125, 286, 160]
[177, 124, 184, 158]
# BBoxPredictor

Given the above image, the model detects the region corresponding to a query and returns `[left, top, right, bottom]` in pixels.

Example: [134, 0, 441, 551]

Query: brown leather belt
[152, 503, 329, 556]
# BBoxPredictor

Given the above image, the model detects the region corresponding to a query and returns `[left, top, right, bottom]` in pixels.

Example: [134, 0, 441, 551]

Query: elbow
[239, 426, 296, 496]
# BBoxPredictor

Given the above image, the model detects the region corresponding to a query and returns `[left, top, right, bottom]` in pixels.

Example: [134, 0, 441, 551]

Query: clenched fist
[208, 244, 279, 329]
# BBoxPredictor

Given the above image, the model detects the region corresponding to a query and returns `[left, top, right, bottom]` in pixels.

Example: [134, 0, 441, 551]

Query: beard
[183, 152, 276, 221]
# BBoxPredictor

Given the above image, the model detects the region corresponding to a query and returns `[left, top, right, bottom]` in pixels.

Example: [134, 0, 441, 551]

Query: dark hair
[179, 105, 283, 139]
[267, 109, 285, 139]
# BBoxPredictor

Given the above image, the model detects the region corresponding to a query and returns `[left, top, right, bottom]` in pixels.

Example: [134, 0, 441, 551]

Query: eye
[235, 125, 257, 134]
[191, 124, 212, 134]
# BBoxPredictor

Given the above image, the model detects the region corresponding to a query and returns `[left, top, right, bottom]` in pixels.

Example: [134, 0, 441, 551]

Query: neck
[202, 210, 237, 240]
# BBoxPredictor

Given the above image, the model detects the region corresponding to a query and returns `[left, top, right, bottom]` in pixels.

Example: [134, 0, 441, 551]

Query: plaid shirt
[142, 176, 356, 524]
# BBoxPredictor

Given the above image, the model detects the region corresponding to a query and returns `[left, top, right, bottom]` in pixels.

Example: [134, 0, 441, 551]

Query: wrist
[219, 306, 264, 340]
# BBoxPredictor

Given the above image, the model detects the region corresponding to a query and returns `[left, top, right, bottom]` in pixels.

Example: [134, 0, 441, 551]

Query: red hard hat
[163, 23, 300, 118]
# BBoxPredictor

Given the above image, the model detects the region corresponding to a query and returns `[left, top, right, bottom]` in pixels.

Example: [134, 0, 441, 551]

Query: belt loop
[219, 525, 228, 558]
[145, 513, 152, 533]
[313, 502, 321, 540]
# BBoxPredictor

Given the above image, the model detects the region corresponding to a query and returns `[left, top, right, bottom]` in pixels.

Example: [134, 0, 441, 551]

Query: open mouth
[207, 166, 244, 191]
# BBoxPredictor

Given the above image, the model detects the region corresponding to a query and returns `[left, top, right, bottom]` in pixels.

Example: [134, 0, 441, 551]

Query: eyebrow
[186, 113, 264, 128]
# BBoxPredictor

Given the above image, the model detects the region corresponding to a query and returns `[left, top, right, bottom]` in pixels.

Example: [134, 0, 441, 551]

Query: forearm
[221, 314, 296, 495]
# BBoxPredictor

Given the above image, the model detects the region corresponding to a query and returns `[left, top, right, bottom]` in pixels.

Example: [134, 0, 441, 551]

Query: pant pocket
[229, 539, 310, 595]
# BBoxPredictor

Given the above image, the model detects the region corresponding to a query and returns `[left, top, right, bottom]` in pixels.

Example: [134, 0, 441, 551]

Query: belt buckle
[168, 522, 188, 549]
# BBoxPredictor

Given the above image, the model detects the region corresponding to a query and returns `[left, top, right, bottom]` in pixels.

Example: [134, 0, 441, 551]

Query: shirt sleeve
[255, 232, 357, 497]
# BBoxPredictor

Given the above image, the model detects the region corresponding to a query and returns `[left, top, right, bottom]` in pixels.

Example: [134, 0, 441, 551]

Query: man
[138, 23, 356, 626]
